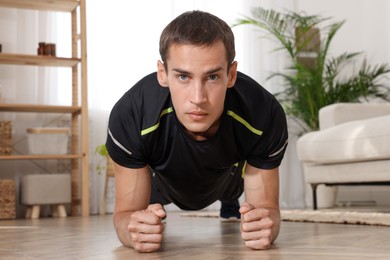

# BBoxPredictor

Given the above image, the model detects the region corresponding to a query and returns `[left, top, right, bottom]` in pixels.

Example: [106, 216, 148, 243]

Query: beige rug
[281, 209, 390, 226]
[181, 209, 390, 227]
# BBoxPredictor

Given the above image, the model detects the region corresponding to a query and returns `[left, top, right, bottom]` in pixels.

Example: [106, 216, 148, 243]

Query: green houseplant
[234, 8, 390, 132]
[95, 143, 115, 214]
[95, 144, 108, 175]
[95, 144, 115, 176]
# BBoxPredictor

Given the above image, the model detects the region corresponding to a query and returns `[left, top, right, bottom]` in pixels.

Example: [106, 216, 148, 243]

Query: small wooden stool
[25, 204, 67, 219]
[21, 174, 71, 219]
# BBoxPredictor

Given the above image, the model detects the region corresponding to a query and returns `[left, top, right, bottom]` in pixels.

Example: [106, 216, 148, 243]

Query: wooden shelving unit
[0, 0, 89, 217]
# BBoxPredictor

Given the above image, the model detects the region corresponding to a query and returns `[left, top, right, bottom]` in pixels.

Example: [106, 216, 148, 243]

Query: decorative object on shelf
[37, 42, 56, 56]
[0, 43, 2, 53]
[45, 43, 56, 56]
[0, 121, 12, 155]
[234, 8, 390, 133]
[37, 42, 45, 55]
[26, 127, 70, 155]
[0, 179, 16, 219]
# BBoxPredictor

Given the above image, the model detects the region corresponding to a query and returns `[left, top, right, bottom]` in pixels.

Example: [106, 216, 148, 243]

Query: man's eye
[178, 75, 188, 81]
[208, 75, 219, 81]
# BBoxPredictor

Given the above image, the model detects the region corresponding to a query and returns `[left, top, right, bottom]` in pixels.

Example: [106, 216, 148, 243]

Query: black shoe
[220, 200, 241, 222]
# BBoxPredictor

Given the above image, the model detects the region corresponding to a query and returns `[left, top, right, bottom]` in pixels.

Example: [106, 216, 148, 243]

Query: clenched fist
[239, 202, 280, 250]
[128, 203, 166, 253]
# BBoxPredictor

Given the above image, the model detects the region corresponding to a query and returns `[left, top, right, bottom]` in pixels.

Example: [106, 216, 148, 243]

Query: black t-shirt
[106, 71, 288, 210]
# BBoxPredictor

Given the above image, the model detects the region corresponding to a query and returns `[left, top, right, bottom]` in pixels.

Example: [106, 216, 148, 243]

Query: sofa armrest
[319, 103, 390, 130]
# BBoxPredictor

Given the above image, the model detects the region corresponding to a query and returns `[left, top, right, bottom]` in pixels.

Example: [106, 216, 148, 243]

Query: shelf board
[0, 53, 79, 67]
[0, 0, 79, 12]
[0, 104, 81, 114]
[0, 154, 81, 160]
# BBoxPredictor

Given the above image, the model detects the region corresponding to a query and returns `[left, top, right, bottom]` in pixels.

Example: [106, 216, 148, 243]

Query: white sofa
[296, 103, 390, 209]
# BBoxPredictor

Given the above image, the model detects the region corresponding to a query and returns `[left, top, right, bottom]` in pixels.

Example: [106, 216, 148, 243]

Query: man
[106, 10, 288, 253]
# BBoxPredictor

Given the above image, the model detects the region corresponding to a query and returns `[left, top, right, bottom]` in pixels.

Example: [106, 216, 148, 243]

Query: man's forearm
[268, 207, 281, 243]
[113, 211, 135, 248]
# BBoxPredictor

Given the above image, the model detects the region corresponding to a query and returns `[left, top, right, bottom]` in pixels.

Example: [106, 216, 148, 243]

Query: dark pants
[150, 173, 171, 205]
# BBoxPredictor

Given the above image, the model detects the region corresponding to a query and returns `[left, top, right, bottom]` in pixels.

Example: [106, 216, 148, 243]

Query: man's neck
[185, 118, 221, 141]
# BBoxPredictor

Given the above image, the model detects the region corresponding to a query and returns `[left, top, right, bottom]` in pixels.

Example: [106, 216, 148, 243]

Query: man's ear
[227, 61, 238, 88]
[157, 60, 169, 87]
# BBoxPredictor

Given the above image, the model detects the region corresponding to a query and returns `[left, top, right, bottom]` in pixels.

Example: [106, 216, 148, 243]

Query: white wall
[295, 0, 390, 68]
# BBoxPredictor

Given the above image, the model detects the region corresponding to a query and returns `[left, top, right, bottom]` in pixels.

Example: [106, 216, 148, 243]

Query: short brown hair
[159, 10, 235, 70]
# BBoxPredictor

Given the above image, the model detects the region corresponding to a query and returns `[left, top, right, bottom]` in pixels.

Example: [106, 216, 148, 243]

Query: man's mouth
[188, 111, 208, 120]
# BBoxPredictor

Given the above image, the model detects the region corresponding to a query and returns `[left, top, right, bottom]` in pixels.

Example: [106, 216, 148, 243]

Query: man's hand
[239, 202, 280, 250]
[128, 203, 166, 253]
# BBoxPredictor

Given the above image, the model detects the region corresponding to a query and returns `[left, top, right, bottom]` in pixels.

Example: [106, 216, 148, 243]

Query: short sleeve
[247, 99, 288, 169]
[106, 92, 147, 169]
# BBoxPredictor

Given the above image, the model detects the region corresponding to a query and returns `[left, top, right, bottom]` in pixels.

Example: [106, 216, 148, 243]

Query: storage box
[0, 121, 12, 155]
[0, 179, 16, 219]
[27, 127, 70, 154]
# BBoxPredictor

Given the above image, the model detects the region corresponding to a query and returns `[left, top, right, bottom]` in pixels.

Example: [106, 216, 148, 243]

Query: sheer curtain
[86, 0, 303, 214]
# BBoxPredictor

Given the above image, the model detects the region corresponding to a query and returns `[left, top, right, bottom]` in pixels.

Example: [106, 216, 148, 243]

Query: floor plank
[0, 211, 389, 259]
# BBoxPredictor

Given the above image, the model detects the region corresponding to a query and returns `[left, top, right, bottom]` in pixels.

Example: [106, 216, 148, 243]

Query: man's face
[157, 41, 237, 140]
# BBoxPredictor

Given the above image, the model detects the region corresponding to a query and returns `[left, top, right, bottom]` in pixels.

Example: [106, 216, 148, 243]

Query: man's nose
[190, 80, 207, 104]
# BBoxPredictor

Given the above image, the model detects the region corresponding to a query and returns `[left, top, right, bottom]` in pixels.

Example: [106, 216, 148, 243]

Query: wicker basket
[0, 179, 16, 219]
[0, 121, 12, 155]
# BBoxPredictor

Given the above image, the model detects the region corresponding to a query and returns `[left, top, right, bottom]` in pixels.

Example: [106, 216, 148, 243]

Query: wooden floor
[0, 211, 389, 260]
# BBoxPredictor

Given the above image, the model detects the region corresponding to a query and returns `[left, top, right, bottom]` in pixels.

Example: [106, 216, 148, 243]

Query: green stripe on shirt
[141, 107, 173, 135]
[227, 110, 263, 136]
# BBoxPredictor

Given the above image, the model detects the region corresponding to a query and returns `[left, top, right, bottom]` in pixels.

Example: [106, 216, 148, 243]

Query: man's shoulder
[234, 72, 266, 92]
[231, 71, 277, 105]
[227, 71, 285, 127]
[235, 71, 255, 83]
[130, 72, 160, 93]
[118, 72, 169, 105]
[111, 72, 171, 124]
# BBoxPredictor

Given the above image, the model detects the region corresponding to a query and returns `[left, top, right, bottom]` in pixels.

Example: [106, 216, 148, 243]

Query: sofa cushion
[297, 114, 390, 164]
[319, 103, 390, 130]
